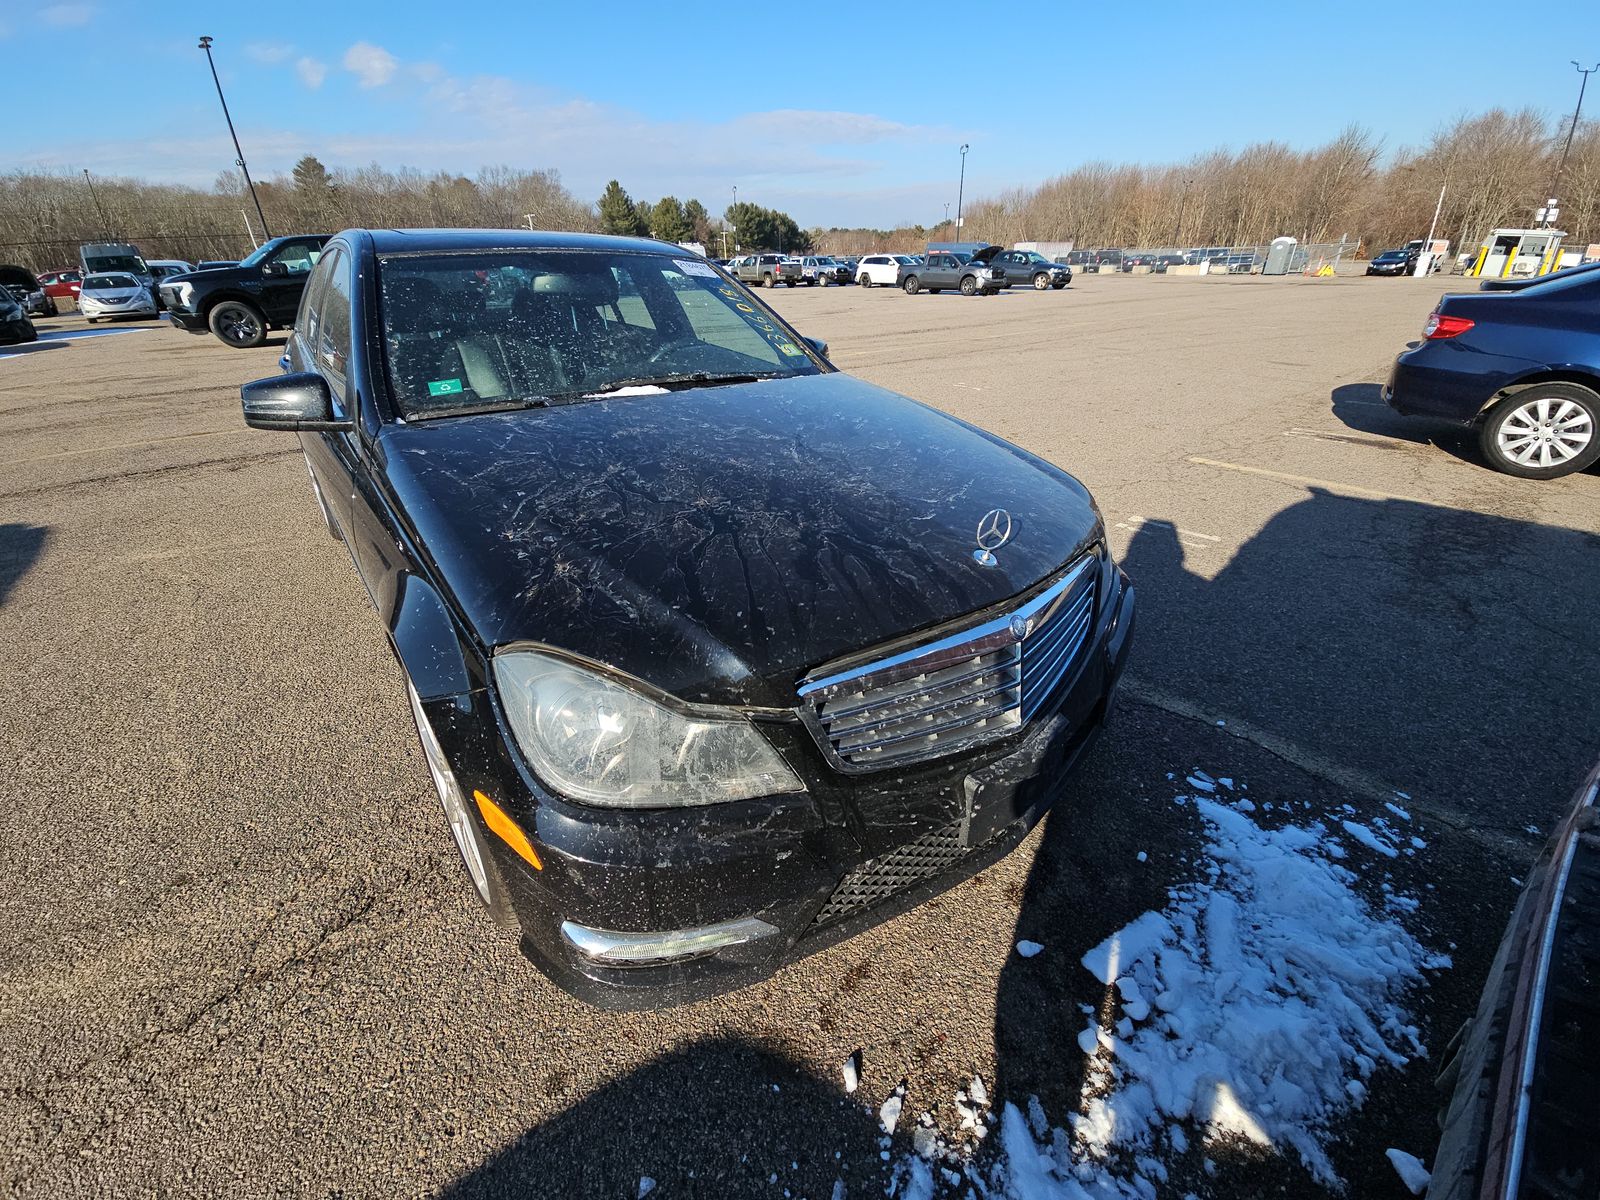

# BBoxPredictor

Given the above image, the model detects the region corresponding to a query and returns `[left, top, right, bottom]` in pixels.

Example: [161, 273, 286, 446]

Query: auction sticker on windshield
[428, 378, 464, 397]
[674, 259, 717, 277]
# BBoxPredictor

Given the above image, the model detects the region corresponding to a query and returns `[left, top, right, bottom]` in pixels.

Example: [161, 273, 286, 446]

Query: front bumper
[166, 308, 209, 333]
[81, 299, 157, 318]
[430, 566, 1136, 1009]
[0, 315, 35, 344]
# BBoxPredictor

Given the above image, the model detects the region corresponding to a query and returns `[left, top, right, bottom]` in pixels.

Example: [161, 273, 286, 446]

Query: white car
[856, 254, 914, 288]
[78, 272, 157, 322]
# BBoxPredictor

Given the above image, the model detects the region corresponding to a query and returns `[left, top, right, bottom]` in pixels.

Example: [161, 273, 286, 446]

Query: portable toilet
[1261, 236, 1297, 276]
[1467, 228, 1565, 279]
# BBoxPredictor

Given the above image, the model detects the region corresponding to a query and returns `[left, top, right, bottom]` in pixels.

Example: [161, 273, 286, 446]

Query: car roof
[352, 228, 701, 257]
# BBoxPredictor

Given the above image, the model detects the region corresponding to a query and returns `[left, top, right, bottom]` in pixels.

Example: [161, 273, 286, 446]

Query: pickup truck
[734, 253, 803, 288]
[898, 250, 1007, 296]
[160, 234, 330, 348]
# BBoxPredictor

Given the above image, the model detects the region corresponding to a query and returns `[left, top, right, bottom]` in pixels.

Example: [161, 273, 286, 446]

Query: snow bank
[988, 780, 1439, 1195]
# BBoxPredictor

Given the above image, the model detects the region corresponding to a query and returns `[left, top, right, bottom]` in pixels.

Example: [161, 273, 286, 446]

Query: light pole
[1543, 60, 1599, 228]
[198, 36, 271, 240]
[955, 144, 969, 245]
[82, 169, 109, 237]
[1416, 178, 1447, 277]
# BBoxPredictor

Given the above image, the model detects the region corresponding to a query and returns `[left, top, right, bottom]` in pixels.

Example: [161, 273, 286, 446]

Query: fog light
[559, 915, 779, 965]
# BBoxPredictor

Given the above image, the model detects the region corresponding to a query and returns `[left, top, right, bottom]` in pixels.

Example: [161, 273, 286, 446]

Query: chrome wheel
[1497, 396, 1593, 469]
[407, 683, 492, 904]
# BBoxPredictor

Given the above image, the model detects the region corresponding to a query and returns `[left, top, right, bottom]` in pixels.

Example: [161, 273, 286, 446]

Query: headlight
[169, 282, 193, 307]
[494, 650, 804, 808]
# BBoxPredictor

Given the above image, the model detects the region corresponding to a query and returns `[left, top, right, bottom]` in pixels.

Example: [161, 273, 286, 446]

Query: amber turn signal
[472, 790, 543, 870]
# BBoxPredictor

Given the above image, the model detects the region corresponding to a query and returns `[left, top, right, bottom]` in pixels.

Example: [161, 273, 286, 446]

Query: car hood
[381, 372, 1103, 708]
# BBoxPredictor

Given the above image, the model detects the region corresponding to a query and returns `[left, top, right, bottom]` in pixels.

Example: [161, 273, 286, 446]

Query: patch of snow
[1384, 801, 1412, 822]
[880, 1086, 905, 1135]
[1523, 824, 1540, 835]
[1386, 1148, 1431, 1195]
[1341, 819, 1399, 858]
[1136, 850, 1148, 863]
[970, 1075, 988, 1107]
[842, 1051, 860, 1095]
[991, 783, 1434, 1193]
[637, 1178, 655, 1198]
[1186, 774, 1216, 792]
[830, 1181, 846, 1200]
[1017, 940, 1045, 958]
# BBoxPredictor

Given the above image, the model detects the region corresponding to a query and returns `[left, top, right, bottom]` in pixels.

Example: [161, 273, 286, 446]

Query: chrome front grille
[799, 553, 1098, 771]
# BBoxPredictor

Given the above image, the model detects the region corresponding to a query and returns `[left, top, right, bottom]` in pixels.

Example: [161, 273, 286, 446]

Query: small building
[1467, 228, 1565, 279]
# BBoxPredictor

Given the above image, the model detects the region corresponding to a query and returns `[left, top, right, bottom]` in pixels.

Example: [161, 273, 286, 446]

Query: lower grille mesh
[809, 822, 1003, 930]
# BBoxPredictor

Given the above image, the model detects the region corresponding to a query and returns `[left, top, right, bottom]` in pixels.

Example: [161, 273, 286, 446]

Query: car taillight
[1423, 312, 1474, 339]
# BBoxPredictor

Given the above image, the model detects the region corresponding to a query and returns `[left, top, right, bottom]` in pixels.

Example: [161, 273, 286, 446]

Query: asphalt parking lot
[3, 274, 1598, 1199]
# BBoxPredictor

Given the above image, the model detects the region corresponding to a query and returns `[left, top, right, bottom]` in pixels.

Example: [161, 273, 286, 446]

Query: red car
[37, 269, 82, 306]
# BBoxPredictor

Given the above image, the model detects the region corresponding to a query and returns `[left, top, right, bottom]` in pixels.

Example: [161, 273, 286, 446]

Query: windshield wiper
[406, 396, 553, 421]
[556, 371, 785, 400]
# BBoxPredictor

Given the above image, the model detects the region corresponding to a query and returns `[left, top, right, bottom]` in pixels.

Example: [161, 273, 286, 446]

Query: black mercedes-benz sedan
[240, 229, 1135, 1008]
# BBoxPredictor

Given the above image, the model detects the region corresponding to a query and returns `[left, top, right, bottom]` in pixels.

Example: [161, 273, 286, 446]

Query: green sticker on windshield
[775, 341, 805, 356]
[427, 378, 464, 397]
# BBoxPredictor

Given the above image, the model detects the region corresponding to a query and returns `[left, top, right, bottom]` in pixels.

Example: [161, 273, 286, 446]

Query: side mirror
[803, 336, 829, 360]
[241, 372, 350, 431]
[264, 261, 288, 277]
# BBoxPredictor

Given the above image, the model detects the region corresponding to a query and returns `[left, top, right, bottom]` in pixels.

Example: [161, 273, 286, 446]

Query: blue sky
[3, 1, 1596, 228]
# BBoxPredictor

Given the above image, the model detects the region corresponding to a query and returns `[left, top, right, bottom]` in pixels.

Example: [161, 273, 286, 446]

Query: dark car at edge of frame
[237, 228, 1136, 1009]
[1384, 265, 1600, 479]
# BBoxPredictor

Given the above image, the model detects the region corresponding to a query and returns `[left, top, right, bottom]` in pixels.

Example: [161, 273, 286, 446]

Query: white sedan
[78, 273, 157, 322]
[855, 254, 915, 288]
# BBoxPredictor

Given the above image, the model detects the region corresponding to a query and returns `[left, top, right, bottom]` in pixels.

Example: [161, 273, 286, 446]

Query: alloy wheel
[1496, 396, 1593, 469]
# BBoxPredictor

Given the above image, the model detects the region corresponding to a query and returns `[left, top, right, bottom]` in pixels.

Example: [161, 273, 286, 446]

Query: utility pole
[955, 144, 969, 245]
[82, 169, 109, 237]
[199, 36, 272, 240]
[1416, 179, 1446, 277]
[1543, 60, 1599, 228]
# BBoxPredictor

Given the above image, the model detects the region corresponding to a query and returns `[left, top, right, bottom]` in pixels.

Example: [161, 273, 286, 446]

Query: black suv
[162, 235, 330, 348]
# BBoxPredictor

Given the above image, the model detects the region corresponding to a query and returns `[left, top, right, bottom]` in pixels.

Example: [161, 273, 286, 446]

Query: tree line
[814, 110, 1600, 258]
[2, 106, 1594, 272]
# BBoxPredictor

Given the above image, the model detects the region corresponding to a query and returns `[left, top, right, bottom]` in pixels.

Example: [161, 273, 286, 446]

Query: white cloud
[245, 41, 295, 64]
[295, 57, 328, 89]
[342, 41, 398, 88]
[41, 3, 94, 27]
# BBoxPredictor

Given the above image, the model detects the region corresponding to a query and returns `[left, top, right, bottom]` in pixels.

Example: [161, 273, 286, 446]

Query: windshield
[893, 255, 916, 265]
[83, 274, 138, 290]
[1377, 252, 1406, 261]
[85, 255, 145, 275]
[380, 249, 824, 418]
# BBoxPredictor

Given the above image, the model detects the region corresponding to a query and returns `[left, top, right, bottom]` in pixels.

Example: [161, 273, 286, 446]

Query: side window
[294, 248, 336, 348]
[319, 250, 354, 394]
[269, 239, 323, 274]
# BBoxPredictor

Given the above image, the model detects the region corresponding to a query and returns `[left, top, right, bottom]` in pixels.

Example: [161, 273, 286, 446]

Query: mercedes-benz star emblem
[972, 507, 1013, 567]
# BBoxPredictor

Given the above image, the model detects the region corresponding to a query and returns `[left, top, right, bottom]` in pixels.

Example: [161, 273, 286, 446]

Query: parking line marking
[1120, 676, 1529, 860]
[1114, 516, 1221, 550]
[1186, 456, 1426, 504]
[1, 429, 239, 467]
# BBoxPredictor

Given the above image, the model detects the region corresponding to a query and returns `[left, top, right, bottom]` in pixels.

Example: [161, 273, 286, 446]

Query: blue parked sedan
[1384, 266, 1600, 479]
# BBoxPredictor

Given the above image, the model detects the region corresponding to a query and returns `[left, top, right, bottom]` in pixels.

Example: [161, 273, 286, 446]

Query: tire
[1478, 383, 1600, 479]
[929, 288, 942, 294]
[762, 274, 775, 288]
[45, 299, 58, 317]
[1052, 281, 1068, 289]
[1033, 272, 1051, 290]
[959, 275, 979, 296]
[85, 317, 98, 324]
[902, 275, 921, 295]
[785, 280, 796, 287]
[407, 682, 518, 929]
[859, 275, 872, 288]
[208, 300, 267, 349]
